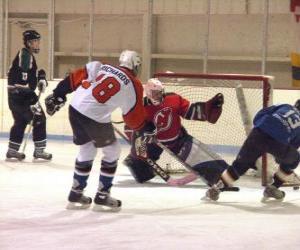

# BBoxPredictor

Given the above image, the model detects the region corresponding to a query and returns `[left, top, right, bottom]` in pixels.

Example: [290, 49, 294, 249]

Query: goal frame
[154, 72, 274, 186]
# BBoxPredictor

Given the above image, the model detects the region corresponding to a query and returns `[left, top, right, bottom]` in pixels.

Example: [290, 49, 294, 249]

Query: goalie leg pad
[123, 155, 155, 183]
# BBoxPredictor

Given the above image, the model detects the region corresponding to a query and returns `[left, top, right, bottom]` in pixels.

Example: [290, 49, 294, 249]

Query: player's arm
[184, 93, 224, 124]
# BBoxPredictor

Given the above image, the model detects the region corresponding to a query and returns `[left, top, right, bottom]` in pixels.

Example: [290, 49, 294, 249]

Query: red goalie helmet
[144, 78, 164, 105]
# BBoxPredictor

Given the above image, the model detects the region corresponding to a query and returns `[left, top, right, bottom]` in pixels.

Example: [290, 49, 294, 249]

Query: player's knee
[193, 160, 228, 186]
[77, 141, 97, 161]
[102, 140, 121, 162]
[280, 151, 300, 172]
[123, 154, 155, 183]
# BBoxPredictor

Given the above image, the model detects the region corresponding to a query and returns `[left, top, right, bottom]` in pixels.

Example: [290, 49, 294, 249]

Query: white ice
[1, 138, 300, 250]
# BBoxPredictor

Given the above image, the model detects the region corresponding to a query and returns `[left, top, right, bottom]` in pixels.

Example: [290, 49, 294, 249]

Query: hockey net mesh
[152, 73, 273, 181]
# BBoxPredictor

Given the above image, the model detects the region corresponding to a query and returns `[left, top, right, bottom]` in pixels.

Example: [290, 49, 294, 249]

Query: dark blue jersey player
[206, 100, 300, 202]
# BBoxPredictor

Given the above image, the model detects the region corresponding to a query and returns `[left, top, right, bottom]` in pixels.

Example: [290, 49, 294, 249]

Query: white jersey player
[45, 50, 155, 211]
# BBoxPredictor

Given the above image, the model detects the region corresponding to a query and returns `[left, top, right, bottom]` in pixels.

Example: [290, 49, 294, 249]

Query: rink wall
[1, 78, 300, 141]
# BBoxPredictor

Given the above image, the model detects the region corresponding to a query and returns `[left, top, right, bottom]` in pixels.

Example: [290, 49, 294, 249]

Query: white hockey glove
[30, 102, 43, 116]
[37, 69, 48, 93]
[37, 79, 48, 93]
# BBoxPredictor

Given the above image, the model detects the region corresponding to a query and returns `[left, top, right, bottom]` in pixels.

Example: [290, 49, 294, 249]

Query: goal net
[152, 72, 273, 186]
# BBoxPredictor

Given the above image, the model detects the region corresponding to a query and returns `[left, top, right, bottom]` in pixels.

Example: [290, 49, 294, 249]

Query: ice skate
[204, 185, 221, 201]
[93, 191, 122, 212]
[261, 185, 285, 203]
[66, 190, 92, 210]
[33, 150, 52, 161]
[6, 149, 25, 161]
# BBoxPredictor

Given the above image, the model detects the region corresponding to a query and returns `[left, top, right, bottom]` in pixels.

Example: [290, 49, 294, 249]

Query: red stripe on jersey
[69, 67, 88, 91]
[119, 67, 147, 130]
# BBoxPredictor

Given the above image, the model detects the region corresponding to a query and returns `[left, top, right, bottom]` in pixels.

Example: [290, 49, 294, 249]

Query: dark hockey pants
[227, 128, 300, 180]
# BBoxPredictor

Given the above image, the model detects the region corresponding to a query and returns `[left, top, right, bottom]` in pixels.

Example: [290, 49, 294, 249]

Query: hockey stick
[154, 140, 239, 192]
[112, 124, 171, 181]
[21, 90, 42, 153]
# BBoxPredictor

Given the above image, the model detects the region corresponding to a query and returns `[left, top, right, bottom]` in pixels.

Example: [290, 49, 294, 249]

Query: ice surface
[1, 138, 300, 250]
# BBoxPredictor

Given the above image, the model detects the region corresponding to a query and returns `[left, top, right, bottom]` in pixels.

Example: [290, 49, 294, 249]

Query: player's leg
[206, 128, 268, 200]
[262, 145, 300, 201]
[32, 108, 52, 160]
[94, 140, 122, 211]
[67, 141, 97, 209]
[67, 106, 96, 209]
[6, 108, 27, 160]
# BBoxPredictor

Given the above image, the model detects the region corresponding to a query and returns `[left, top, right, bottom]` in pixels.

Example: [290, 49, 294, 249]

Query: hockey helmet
[144, 78, 165, 105]
[119, 50, 141, 76]
[23, 30, 41, 53]
[295, 99, 300, 111]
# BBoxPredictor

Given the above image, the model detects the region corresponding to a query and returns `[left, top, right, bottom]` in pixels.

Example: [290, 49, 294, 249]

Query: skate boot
[66, 190, 92, 210]
[93, 191, 122, 212]
[33, 149, 52, 161]
[6, 149, 25, 161]
[261, 185, 285, 202]
[205, 185, 221, 201]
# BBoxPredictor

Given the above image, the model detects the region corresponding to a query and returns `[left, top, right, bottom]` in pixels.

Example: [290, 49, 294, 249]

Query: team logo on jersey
[154, 107, 173, 133]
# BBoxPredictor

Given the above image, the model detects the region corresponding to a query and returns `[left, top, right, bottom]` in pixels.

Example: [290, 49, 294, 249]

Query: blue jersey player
[206, 100, 300, 201]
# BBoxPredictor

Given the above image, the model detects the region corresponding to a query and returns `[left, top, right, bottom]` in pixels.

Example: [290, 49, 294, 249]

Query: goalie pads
[123, 154, 155, 183]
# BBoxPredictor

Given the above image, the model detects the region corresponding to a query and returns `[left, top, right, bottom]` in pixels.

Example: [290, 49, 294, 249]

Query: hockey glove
[45, 93, 66, 116]
[205, 93, 224, 123]
[37, 69, 48, 93]
[30, 102, 43, 116]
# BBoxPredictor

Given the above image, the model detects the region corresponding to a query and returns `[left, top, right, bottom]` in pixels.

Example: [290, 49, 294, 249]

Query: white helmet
[144, 78, 164, 105]
[119, 50, 141, 76]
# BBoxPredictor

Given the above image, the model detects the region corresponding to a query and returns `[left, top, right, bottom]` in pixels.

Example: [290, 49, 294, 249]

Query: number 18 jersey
[70, 62, 146, 130]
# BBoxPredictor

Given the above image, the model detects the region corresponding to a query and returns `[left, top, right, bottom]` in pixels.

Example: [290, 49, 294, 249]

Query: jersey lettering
[92, 77, 120, 103]
[283, 110, 300, 129]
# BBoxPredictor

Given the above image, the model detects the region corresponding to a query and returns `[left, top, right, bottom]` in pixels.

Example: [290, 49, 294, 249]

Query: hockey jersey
[144, 93, 190, 142]
[253, 104, 300, 147]
[55, 61, 146, 130]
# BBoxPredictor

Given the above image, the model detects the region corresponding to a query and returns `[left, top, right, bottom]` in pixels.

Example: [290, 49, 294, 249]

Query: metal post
[203, 0, 211, 74]
[261, 0, 269, 75]
[88, 0, 94, 62]
[48, 0, 55, 79]
[3, 0, 8, 78]
[141, 0, 153, 82]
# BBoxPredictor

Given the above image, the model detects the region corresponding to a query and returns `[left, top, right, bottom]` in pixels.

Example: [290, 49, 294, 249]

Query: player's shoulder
[19, 47, 31, 58]
[164, 92, 181, 99]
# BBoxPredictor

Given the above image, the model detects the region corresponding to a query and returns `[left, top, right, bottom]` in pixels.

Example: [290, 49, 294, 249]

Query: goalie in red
[124, 78, 231, 190]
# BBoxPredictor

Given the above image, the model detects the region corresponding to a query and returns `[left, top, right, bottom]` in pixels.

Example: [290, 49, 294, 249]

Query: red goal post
[153, 72, 274, 186]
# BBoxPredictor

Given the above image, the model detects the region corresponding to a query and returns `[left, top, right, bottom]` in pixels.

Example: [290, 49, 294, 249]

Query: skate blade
[66, 202, 91, 210]
[201, 195, 218, 202]
[32, 158, 52, 163]
[261, 196, 284, 203]
[92, 204, 121, 213]
[5, 158, 24, 162]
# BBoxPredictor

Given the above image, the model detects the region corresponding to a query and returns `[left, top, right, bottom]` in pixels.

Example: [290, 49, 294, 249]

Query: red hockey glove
[204, 93, 224, 123]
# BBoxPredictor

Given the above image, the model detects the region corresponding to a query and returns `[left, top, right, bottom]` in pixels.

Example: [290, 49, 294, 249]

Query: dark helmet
[23, 30, 41, 46]
[295, 99, 300, 111]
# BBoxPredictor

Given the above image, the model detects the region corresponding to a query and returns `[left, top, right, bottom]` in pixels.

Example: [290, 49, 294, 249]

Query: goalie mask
[119, 50, 141, 76]
[144, 78, 164, 105]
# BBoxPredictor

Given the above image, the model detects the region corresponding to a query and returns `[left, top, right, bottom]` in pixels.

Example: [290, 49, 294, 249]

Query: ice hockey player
[6, 29, 51, 161]
[206, 100, 300, 202]
[123, 78, 229, 189]
[45, 50, 155, 211]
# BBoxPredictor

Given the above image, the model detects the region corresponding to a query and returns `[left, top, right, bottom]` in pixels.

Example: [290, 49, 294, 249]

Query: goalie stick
[112, 124, 171, 181]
